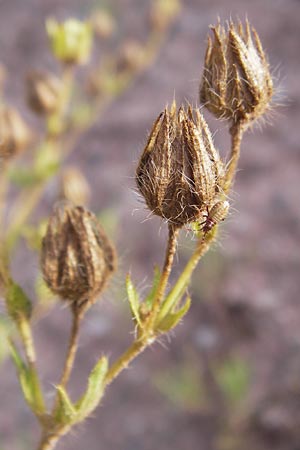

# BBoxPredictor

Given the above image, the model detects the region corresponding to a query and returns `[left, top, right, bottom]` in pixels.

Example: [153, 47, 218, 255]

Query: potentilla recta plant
[0, 7, 274, 450]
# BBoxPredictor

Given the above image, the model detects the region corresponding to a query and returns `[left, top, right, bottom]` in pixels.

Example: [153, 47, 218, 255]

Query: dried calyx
[41, 202, 116, 314]
[200, 19, 273, 124]
[0, 107, 32, 160]
[26, 71, 63, 116]
[136, 102, 227, 228]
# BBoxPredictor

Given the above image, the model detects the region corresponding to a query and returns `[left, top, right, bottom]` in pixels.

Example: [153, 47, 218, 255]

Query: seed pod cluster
[41, 202, 116, 314]
[136, 102, 225, 227]
[200, 20, 273, 124]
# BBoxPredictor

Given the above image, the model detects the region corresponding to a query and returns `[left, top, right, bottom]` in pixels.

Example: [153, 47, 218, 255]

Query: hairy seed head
[200, 19, 273, 124]
[136, 102, 225, 226]
[41, 202, 117, 314]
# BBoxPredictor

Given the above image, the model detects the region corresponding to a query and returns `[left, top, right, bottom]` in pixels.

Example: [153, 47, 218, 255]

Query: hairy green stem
[224, 121, 246, 194]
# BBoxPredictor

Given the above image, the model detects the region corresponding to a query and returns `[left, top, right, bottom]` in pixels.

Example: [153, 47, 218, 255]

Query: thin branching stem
[223, 121, 246, 193]
[147, 223, 179, 328]
[56, 311, 82, 390]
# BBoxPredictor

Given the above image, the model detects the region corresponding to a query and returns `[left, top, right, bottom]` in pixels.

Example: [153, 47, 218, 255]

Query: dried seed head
[149, 0, 181, 31]
[0, 107, 32, 160]
[90, 9, 116, 39]
[26, 71, 63, 115]
[136, 102, 225, 227]
[41, 202, 117, 314]
[200, 20, 273, 124]
[117, 40, 146, 72]
[60, 166, 91, 206]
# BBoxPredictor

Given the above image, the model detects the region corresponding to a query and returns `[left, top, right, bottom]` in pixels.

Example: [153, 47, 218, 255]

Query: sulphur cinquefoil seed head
[60, 166, 91, 205]
[26, 71, 63, 115]
[41, 202, 117, 313]
[0, 107, 32, 160]
[136, 102, 225, 226]
[200, 19, 273, 124]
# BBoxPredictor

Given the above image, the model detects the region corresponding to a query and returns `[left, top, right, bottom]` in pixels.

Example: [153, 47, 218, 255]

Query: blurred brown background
[1, 0, 300, 449]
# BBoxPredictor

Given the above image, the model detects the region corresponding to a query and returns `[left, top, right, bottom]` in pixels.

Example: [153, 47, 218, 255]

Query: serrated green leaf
[144, 265, 161, 307]
[155, 296, 191, 333]
[10, 342, 45, 414]
[75, 357, 108, 422]
[55, 386, 77, 424]
[6, 282, 32, 321]
[126, 275, 141, 326]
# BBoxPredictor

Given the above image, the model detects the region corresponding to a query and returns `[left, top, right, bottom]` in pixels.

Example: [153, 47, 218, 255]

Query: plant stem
[58, 311, 82, 389]
[105, 339, 147, 387]
[18, 316, 36, 365]
[105, 230, 216, 388]
[37, 426, 70, 450]
[223, 121, 246, 194]
[147, 224, 179, 329]
[163, 229, 217, 311]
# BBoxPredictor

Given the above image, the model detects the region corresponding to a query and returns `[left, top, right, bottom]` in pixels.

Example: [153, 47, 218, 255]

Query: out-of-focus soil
[1, 0, 300, 449]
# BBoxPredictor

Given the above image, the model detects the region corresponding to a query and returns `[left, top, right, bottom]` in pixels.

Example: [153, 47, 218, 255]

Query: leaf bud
[136, 102, 225, 227]
[0, 107, 32, 160]
[46, 18, 93, 65]
[200, 20, 273, 124]
[26, 71, 63, 115]
[41, 202, 117, 314]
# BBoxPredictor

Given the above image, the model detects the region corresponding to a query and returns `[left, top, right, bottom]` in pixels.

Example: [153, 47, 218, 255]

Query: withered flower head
[60, 166, 91, 206]
[41, 202, 117, 313]
[26, 71, 63, 115]
[136, 102, 225, 227]
[200, 19, 273, 124]
[0, 107, 32, 160]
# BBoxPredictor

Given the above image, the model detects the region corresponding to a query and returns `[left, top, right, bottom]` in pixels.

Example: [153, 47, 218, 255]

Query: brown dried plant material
[0, 107, 32, 159]
[26, 71, 63, 116]
[60, 166, 91, 206]
[41, 202, 116, 313]
[136, 102, 225, 227]
[200, 19, 273, 124]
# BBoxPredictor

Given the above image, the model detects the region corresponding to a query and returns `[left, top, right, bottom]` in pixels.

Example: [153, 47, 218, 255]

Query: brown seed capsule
[136, 102, 225, 226]
[26, 71, 63, 115]
[200, 20, 273, 124]
[0, 107, 32, 160]
[116, 40, 146, 72]
[60, 166, 91, 206]
[90, 9, 116, 39]
[41, 202, 117, 314]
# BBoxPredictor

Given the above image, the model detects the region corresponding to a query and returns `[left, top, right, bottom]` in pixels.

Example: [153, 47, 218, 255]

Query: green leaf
[10, 342, 45, 414]
[34, 141, 60, 180]
[126, 275, 141, 326]
[55, 386, 77, 424]
[156, 278, 188, 324]
[215, 357, 250, 405]
[6, 282, 32, 321]
[75, 356, 108, 422]
[8, 168, 40, 187]
[144, 265, 161, 307]
[155, 296, 191, 333]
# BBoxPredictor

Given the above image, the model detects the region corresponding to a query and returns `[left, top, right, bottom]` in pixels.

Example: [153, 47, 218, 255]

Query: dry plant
[0, 5, 274, 450]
